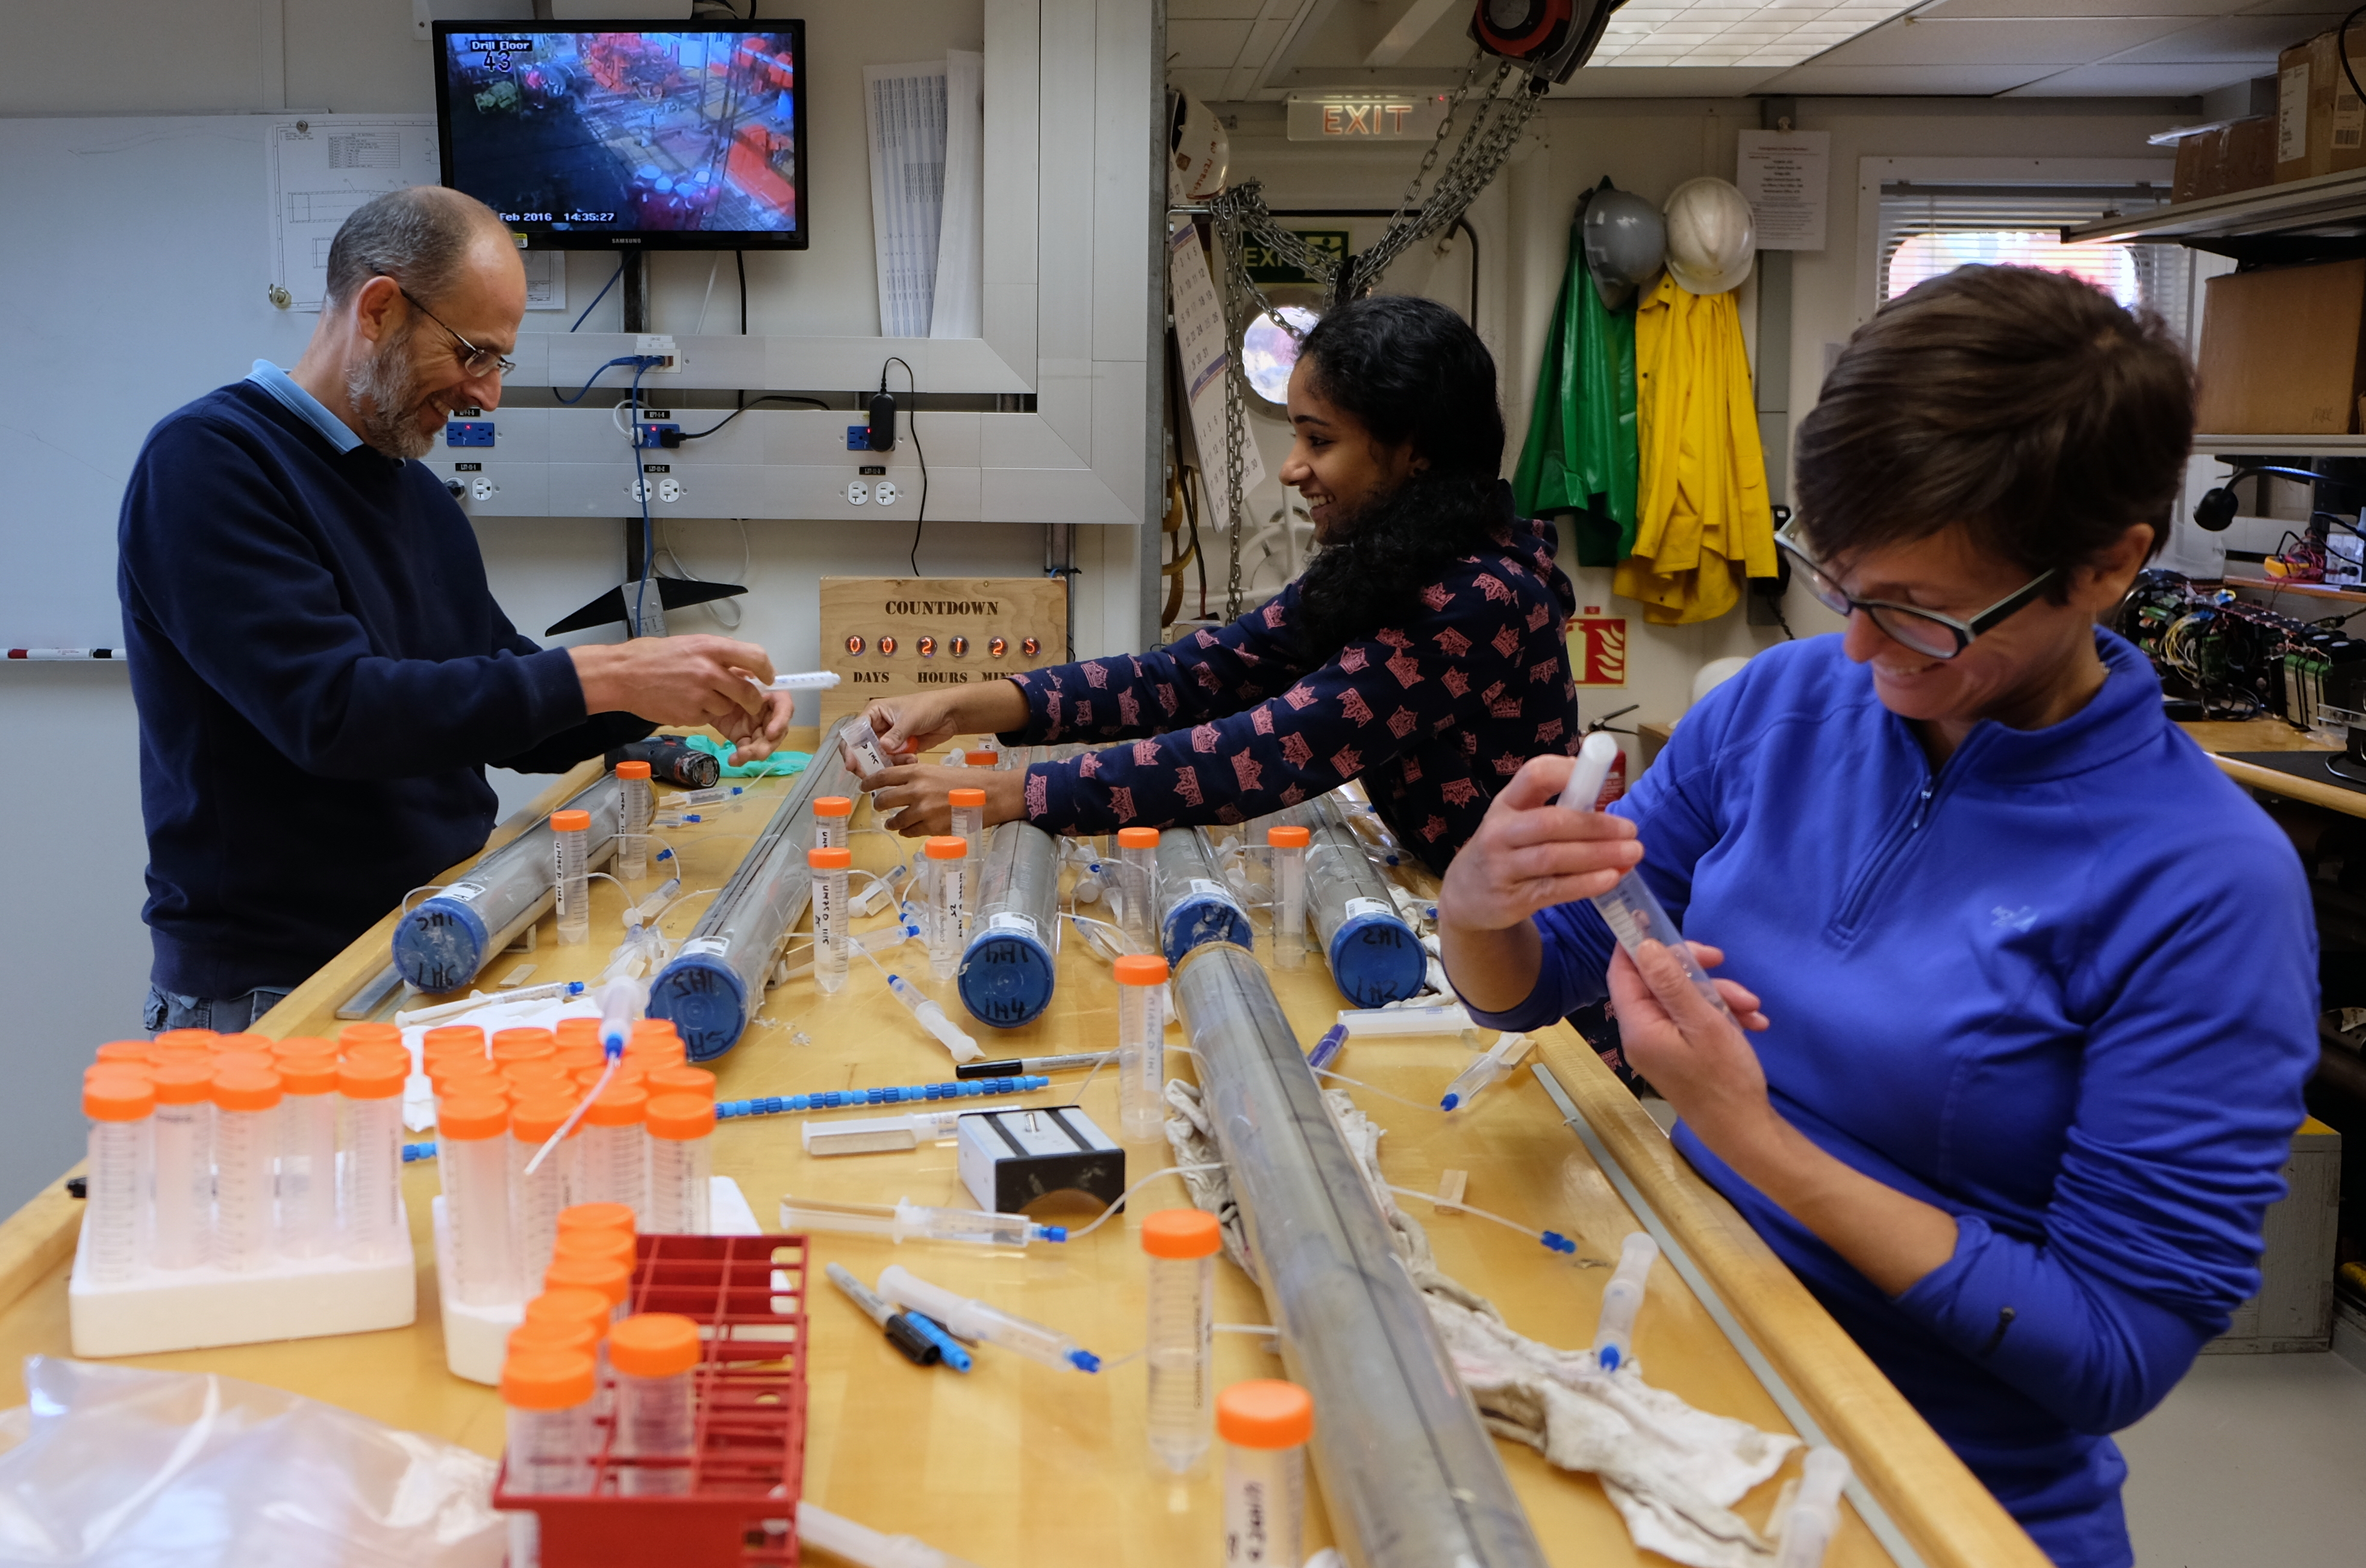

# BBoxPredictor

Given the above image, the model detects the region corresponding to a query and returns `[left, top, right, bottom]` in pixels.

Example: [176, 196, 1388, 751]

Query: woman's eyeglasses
[1776, 531, 2055, 660]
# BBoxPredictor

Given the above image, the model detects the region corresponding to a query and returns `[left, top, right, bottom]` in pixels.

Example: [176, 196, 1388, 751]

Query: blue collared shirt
[244, 360, 361, 454]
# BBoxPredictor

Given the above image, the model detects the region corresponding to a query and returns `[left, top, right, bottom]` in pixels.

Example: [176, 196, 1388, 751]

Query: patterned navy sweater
[1004, 498, 1581, 872]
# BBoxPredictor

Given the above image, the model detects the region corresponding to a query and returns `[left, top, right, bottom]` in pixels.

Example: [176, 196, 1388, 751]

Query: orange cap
[210, 1050, 276, 1077]
[646, 1093, 714, 1142]
[213, 1032, 275, 1054]
[584, 1083, 649, 1128]
[423, 1024, 487, 1057]
[149, 1028, 219, 1051]
[807, 846, 852, 870]
[339, 1023, 401, 1055]
[1266, 825, 1311, 848]
[431, 1057, 502, 1090]
[523, 1287, 614, 1335]
[84, 1064, 152, 1091]
[551, 809, 591, 833]
[278, 1054, 340, 1095]
[555, 1228, 636, 1273]
[491, 1029, 556, 1063]
[1117, 827, 1160, 849]
[435, 1094, 510, 1141]
[645, 1066, 716, 1102]
[608, 1313, 702, 1378]
[623, 1040, 686, 1070]
[553, 1042, 606, 1075]
[270, 1035, 336, 1061]
[149, 1061, 216, 1107]
[631, 1019, 679, 1045]
[501, 1060, 572, 1089]
[557, 1202, 638, 1240]
[510, 1096, 582, 1143]
[210, 1066, 281, 1113]
[545, 1254, 632, 1308]
[501, 1349, 595, 1412]
[813, 796, 853, 818]
[949, 787, 986, 808]
[338, 1055, 408, 1101]
[93, 1040, 154, 1067]
[554, 1017, 601, 1051]
[1217, 1379, 1314, 1449]
[84, 1076, 155, 1122]
[616, 760, 652, 781]
[507, 1319, 601, 1362]
[1114, 954, 1170, 986]
[964, 750, 999, 766]
[1140, 1208, 1222, 1260]
[924, 835, 967, 860]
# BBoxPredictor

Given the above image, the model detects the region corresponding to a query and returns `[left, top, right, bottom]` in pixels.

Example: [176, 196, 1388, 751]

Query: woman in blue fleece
[1436, 266, 2317, 1568]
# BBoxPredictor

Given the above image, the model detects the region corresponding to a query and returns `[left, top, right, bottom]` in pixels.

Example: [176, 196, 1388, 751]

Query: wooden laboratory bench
[0, 727, 2042, 1568]
[2179, 716, 2366, 820]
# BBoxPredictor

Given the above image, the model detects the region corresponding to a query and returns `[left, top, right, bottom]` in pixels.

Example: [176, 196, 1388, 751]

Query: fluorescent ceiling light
[1588, 1, 1915, 69]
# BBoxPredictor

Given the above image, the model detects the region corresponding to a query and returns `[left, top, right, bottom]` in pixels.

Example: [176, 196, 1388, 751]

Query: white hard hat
[1662, 177, 1755, 296]
[1168, 89, 1230, 206]
[1690, 654, 1752, 708]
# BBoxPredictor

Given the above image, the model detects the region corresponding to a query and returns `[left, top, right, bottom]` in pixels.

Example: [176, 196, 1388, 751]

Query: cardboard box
[2195, 258, 2366, 434]
[2277, 30, 2366, 181]
[2174, 117, 2277, 203]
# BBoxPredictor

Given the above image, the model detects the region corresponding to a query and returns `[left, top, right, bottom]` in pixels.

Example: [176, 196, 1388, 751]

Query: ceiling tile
[2095, 14, 2343, 64]
[1553, 64, 1791, 97]
[1921, 1, 2257, 14]
[2002, 60, 2280, 93]
[1760, 61, 2058, 92]
[1166, 19, 1259, 70]
[1806, 16, 2208, 67]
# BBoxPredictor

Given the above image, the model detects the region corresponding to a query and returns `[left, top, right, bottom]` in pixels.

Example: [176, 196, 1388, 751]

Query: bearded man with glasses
[117, 186, 790, 1035]
[1435, 264, 2317, 1568]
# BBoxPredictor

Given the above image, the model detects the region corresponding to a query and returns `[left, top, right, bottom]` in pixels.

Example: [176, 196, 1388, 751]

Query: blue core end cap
[1541, 1229, 1575, 1254]
[390, 895, 491, 994]
[1069, 1349, 1102, 1373]
[648, 951, 751, 1062]
[1038, 1225, 1068, 1243]
[955, 931, 1057, 1028]
[1597, 1345, 1622, 1372]
[1328, 911, 1428, 1008]
[1440, 1093, 1460, 1111]
[1162, 894, 1254, 966]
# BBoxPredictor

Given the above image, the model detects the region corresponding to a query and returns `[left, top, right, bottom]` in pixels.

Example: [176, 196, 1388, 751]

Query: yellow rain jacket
[1613, 272, 1778, 624]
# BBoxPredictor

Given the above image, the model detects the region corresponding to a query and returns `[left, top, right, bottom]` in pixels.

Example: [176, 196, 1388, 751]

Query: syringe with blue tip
[1440, 1032, 1532, 1111]
[1592, 1231, 1659, 1372]
[885, 972, 981, 1063]
[1561, 732, 1733, 1023]
[879, 1263, 1102, 1372]
[783, 1194, 1068, 1247]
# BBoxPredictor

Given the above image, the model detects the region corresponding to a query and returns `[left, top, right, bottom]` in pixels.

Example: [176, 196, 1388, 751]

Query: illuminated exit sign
[1285, 94, 1447, 143]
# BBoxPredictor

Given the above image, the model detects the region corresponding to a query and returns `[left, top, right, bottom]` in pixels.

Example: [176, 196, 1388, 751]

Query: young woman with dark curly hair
[854, 293, 1584, 870]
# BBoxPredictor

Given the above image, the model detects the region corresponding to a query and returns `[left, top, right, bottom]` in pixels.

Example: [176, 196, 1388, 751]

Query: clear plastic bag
[0, 1357, 504, 1567]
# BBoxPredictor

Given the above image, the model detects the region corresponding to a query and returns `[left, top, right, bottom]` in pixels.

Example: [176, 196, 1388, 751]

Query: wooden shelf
[2194, 433, 2366, 457]
[2221, 574, 2366, 607]
[2064, 166, 2366, 245]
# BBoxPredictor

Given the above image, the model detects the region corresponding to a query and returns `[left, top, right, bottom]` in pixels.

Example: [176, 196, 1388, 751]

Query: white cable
[692, 251, 723, 335]
[1063, 1163, 1226, 1242]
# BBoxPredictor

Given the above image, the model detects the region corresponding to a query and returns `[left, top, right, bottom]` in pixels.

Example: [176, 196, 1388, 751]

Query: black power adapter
[867, 389, 898, 452]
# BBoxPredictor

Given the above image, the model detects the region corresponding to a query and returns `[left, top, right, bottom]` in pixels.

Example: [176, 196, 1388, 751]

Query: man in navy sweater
[118, 187, 790, 1032]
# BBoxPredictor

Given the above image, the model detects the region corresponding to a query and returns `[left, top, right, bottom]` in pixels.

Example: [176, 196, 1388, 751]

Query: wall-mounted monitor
[433, 21, 808, 250]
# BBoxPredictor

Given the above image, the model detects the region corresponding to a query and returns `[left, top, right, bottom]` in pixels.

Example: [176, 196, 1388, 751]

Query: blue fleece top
[1465, 630, 2317, 1568]
[117, 375, 654, 998]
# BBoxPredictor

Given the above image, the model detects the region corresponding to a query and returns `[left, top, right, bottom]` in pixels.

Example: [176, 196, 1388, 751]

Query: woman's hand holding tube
[1437, 754, 1644, 1013]
[852, 682, 1031, 769]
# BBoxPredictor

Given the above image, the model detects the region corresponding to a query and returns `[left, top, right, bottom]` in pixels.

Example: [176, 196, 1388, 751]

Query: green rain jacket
[1510, 187, 1638, 568]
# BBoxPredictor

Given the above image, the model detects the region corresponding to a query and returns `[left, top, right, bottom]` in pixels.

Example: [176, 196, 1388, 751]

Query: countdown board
[817, 576, 1068, 728]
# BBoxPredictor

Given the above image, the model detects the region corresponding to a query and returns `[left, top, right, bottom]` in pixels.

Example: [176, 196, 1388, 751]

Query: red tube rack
[494, 1232, 810, 1567]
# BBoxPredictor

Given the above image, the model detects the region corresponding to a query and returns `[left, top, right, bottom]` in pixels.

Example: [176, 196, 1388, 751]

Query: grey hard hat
[1582, 187, 1665, 311]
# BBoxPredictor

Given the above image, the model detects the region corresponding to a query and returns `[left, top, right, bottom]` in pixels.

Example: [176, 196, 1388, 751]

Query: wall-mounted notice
[1169, 220, 1264, 531]
[266, 116, 440, 311]
[866, 60, 950, 338]
[1735, 130, 1831, 252]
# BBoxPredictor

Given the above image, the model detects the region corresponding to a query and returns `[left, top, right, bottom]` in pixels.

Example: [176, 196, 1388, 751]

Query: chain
[1208, 195, 1258, 619]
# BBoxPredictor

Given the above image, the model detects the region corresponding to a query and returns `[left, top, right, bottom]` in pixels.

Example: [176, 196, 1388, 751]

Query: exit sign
[1286, 93, 1447, 143]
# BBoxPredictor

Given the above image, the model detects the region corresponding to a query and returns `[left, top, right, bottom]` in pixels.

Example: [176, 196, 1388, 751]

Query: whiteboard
[0, 116, 314, 645]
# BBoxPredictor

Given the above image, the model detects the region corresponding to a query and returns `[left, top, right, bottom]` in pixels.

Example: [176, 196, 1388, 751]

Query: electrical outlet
[634, 334, 681, 373]
[470, 477, 498, 502]
[846, 479, 870, 506]
[445, 420, 495, 448]
[846, 425, 870, 451]
[632, 422, 679, 449]
[631, 478, 651, 503]
[657, 476, 684, 504]
[875, 479, 900, 508]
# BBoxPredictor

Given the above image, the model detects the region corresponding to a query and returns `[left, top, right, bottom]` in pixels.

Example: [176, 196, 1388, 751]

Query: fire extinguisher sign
[1570, 609, 1627, 687]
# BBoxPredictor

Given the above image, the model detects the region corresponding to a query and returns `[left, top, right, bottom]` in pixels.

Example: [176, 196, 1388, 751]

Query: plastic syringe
[794, 1501, 984, 1568]
[761, 670, 841, 691]
[1561, 731, 1734, 1022]
[395, 979, 585, 1027]
[1440, 1032, 1534, 1111]
[802, 1108, 967, 1155]
[825, 1262, 973, 1371]
[1336, 1002, 1473, 1037]
[879, 1264, 1102, 1372]
[1592, 1231, 1659, 1372]
[1773, 1447, 1853, 1568]
[782, 1194, 1069, 1246]
[885, 972, 982, 1063]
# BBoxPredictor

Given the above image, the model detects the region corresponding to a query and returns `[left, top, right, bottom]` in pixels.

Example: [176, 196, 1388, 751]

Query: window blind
[1876, 181, 2191, 343]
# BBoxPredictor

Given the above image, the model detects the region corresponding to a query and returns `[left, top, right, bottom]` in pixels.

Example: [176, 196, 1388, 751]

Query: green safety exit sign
[1243, 230, 1349, 286]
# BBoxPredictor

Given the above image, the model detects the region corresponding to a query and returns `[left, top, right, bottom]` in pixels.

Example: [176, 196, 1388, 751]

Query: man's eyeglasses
[392, 283, 516, 380]
[1775, 529, 2055, 660]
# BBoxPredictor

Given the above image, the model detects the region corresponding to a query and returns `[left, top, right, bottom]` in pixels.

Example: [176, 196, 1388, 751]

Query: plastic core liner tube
[1263, 792, 1427, 1007]
[1153, 826, 1254, 965]
[1169, 940, 1549, 1568]
[647, 720, 865, 1060]
[955, 748, 1064, 1027]
[392, 773, 622, 992]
